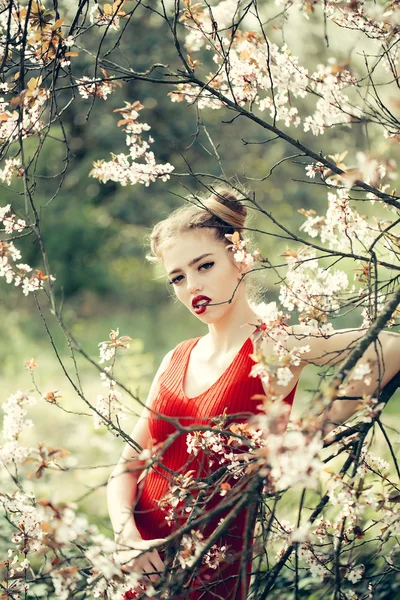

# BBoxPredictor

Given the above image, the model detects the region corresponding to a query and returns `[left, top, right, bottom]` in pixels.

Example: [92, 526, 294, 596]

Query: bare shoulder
[156, 347, 175, 378]
[154, 337, 197, 380]
[161, 347, 175, 365]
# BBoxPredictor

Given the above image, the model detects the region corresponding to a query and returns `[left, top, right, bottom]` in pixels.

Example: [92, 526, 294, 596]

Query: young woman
[107, 189, 399, 599]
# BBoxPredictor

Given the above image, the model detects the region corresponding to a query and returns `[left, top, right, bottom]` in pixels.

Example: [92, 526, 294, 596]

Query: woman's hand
[117, 535, 166, 581]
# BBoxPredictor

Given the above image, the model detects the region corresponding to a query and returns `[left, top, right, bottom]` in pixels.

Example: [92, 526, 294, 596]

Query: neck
[206, 292, 259, 354]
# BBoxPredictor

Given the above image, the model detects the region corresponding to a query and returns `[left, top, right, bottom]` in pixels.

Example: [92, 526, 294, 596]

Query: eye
[168, 262, 214, 285]
[168, 274, 184, 285]
[199, 261, 214, 271]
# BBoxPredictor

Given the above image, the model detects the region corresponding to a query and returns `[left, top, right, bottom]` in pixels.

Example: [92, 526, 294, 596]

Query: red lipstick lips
[192, 295, 212, 315]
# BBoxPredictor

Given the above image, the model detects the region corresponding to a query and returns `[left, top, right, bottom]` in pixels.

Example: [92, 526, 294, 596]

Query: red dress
[134, 335, 296, 599]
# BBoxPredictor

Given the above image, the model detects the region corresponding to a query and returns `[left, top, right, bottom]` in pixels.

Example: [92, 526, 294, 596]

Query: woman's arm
[325, 331, 399, 429]
[290, 326, 400, 427]
[291, 326, 397, 368]
[106, 349, 173, 574]
[107, 414, 153, 545]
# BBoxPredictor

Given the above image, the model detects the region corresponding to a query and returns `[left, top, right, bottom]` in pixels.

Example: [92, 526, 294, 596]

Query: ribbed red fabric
[134, 335, 297, 599]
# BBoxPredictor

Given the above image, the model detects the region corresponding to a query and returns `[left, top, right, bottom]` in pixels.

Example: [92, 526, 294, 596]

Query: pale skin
[107, 229, 399, 579]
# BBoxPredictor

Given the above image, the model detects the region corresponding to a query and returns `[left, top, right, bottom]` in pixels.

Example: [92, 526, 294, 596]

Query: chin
[190, 308, 213, 322]
[198, 310, 227, 325]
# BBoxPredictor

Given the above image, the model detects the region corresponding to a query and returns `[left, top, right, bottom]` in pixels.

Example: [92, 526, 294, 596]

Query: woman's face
[162, 229, 244, 323]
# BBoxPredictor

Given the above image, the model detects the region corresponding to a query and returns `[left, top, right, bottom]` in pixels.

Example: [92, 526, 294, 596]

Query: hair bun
[205, 187, 247, 230]
[148, 185, 249, 261]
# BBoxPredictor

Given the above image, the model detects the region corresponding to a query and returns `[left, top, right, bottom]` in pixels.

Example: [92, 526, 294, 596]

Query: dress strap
[170, 337, 200, 364]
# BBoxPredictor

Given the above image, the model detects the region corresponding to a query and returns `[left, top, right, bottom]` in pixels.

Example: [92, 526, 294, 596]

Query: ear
[236, 261, 252, 279]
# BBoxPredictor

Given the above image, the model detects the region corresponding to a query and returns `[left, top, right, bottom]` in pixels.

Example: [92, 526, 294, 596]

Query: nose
[186, 275, 203, 295]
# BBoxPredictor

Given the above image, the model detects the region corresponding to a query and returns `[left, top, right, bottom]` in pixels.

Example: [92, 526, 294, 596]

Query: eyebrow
[168, 253, 214, 277]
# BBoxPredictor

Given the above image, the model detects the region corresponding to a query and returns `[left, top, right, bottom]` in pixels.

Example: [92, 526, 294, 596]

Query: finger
[120, 553, 143, 575]
[142, 560, 160, 583]
[149, 550, 165, 574]
[147, 561, 162, 580]
[121, 557, 136, 574]
[121, 561, 140, 576]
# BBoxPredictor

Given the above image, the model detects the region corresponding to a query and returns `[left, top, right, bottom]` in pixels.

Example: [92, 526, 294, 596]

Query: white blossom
[346, 564, 364, 583]
[276, 366, 293, 387]
[0, 158, 22, 186]
[90, 102, 174, 187]
[2, 390, 36, 441]
[268, 430, 324, 490]
[0, 440, 31, 464]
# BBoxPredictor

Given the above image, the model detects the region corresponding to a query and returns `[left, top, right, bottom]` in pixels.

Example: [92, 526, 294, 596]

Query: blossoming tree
[0, 1, 399, 599]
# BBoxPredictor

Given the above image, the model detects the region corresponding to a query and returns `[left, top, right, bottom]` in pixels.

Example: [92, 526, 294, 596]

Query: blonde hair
[148, 187, 247, 262]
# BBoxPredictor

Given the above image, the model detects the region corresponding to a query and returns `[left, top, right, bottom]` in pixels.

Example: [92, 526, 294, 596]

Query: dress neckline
[181, 334, 254, 401]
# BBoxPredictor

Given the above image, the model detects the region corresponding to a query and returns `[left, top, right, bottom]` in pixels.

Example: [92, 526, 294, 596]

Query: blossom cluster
[274, 0, 399, 45]
[1, 490, 135, 600]
[298, 190, 373, 249]
[2, 390, 35, 442]
[0, 379, 69, 477]
[170, 35, 309, 127]
[202, 542, 228, 570]
[158, 469, 198, 525]
[225, 231, 262, 269]
[261, 438, 400, 591]
[187, 421, 265, 473]
[1, 491, 44, 558]
[247, 396, 326, 492]
[77, 69, 122, 101]
[277, 249, 351, 332]
[0, 390, 35, 465]
[264, 428, 324, 491]
[0, 385, 81, 593]
[0, 378, 137, 600]
[0, 2, 71, 67]
[178, 529, 205, 568]
[178, 529, 228, 571]
[185, 413, 325, 494]
[0, 204, 26, 233]
[318, 2, 398, 133]
[0, 205, 56, 295]
[180, 0, 238, 53]
[95, 328, 132, 428]
[303, 61, 360, 136]
[324, 0, 399, 42]
[0, 78, 50, 147]
[270, 516, 366, 587]
[299, 152, 398, 328]
[249, 300, 311, 393]
[90, 101, 175, 187]
[303, 153, 396, 248]
[89, 1, 128, 31]
[0, 157, 22, 186]
[171, 4, 368, 136]
[98, 328, 132, 364]
[158, 423, 265, 529]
